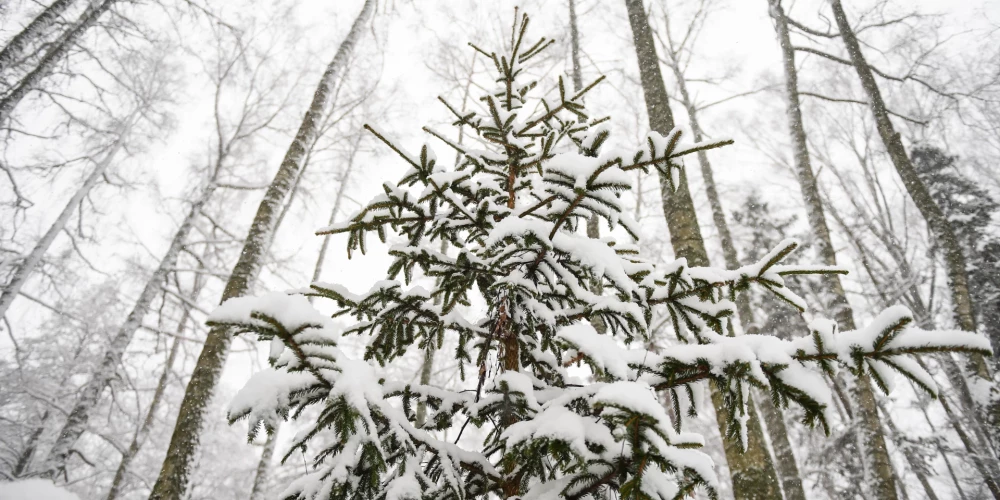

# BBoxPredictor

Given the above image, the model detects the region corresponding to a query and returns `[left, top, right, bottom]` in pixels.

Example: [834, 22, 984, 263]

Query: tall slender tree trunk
[248, 432, 278, 500]
[766, 2, 899, 498]
[659, 11, 807, 497]
[875, 398, 939, 500]
[0, 114, 133, 320]
[827, 0, 989, 381]
[825, 194, 1000, 498]
[0, 0, 116, 124]
[148, 2, 374, 498]
[0, 0, 77, 74]
[106, 305, 193, 500]
[40, 178, 217, 479]
[623, 1, 782, 497]
[568, 0, 601, 243]
[247, 134, 363, 498]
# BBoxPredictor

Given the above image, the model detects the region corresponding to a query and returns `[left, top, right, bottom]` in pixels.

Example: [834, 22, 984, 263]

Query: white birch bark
[148, 2, 375, 497]
[40, 177, 217, 479]
[0, 0, 116, 124]
[0, 112, 134, 320]
[0, 0, 77, 74]
[766, 1, 899, 497]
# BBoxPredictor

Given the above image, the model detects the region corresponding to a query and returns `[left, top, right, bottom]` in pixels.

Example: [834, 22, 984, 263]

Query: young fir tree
[208, 15, 991, 500]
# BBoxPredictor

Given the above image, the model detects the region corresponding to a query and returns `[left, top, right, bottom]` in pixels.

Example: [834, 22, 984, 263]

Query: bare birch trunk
[248, 432, 277, 500]
[569, 0, 599, 244]
[148, 2, 374, 497]
[0, 0, 77, 74]
[247, 132, 364, 496]
[11, 410, 49, 477]
[40, 177, 216, 479]
[106, 311, 189, 500]
[660, 20, 807, 497]
[0, 114, 133, 320]
[827, 0, 989, 381]
[623, 1, 782, 497]
[0, 0, 116, 124]
[825, 195, 1000, 498]
[766, 1, 900, 497]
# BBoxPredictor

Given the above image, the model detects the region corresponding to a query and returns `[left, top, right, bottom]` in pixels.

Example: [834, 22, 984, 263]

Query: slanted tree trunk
[40, 177, 217, 480]
[0, 114, 133, 320]
[766, 1, 899, 498]
[248, 133, 364, 498]
[11, 410, 49, 477]
[822, 163, 1000, 492]
[106, 305, 192, 500]
[827, 0, 989, 381]
[659, 10, 807, 498]
[623, 1, 782, 497]
[0, 0, 77, 74]
[0, 0, 116, 124]
[148, 2, 375, 498]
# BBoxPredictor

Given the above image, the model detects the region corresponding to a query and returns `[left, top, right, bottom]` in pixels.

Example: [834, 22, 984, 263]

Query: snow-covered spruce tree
[208, 14, 991, 500]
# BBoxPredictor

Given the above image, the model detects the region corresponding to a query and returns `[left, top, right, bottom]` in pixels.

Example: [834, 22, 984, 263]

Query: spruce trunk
[147, 2, 374, 497]
[0, 0, 77, 73]
[623, 1, 782, 497]
[767, 1, 898, 497]
[0, 0, 116, 124]
[40, 178, 216, 479]
[827, 0, 989, 381]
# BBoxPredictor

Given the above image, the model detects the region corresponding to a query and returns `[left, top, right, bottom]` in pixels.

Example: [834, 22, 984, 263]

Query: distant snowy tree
[912, 146, 1000, 367]
[210, 14, 992, 500]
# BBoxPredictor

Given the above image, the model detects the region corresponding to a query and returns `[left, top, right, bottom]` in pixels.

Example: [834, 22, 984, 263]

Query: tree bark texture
[41, 178, 216, 479]
[147, 2, 375, 497]
[106, 313, 188, 500]
[660, 13, 806, 497]
[827, 0, 989, 380]
[248, 431, 278, 500]
[0, 0, 77, 74]
[623, 1, 783, 497]
[767, 2, 901, 498]
[0, 0, 116, 124]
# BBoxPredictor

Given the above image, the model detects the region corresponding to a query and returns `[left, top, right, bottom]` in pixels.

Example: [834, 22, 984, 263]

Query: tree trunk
[623, 1, 782, 497]
[659, 10, 807, 497]
[11, 410, 49, 478]
[827, 0, 989, 380]
[106, 310, 190, 500]
[874, 399, 939, 500]
[0, 0, 116, 124]
[570, 0, 597, 244]
[825, 196, 1000, 498]
[0, 0, 77, 74]
[766, 1, 899, 497]
[148, 2, 374, 498]
[247, 131, 364, 498]
[0, 115, 132, 320]
[40, 177, 216, 479]
[248, 431, 278, 500]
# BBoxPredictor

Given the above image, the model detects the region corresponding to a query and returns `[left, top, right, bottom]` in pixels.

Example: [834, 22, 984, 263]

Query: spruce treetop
[211, 13, 992, 500]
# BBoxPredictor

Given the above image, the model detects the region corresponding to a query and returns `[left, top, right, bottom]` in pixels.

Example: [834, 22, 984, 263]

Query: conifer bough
[211, 14, 991, 500]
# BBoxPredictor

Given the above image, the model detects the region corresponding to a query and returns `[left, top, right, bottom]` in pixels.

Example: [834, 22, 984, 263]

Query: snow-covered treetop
[211, 13, 992, 500]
